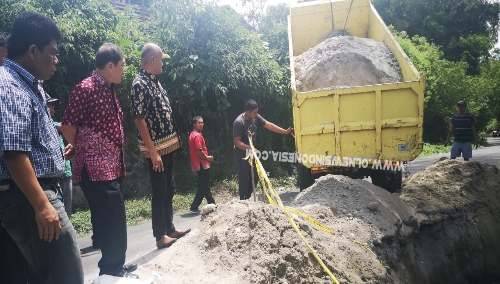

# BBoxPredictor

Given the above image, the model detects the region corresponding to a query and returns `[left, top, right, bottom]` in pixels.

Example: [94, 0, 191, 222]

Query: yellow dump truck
[288, 0, 425, 192]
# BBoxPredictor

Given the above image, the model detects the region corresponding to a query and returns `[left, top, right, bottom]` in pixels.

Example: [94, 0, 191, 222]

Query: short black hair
[192, 115, 202, 125]
[0, 33, 7, 47]
[245, 99, 258, 111]
[95, 43, 124, 69]
[7, 11, 61, 59]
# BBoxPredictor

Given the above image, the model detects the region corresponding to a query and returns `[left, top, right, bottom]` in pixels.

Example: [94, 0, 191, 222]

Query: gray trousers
[0, 180, 84, 284]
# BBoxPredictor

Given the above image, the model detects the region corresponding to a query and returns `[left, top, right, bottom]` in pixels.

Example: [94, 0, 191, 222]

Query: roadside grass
[418, 143, 451, 158]
[418, 134, 488, 158]
[70, 176, 296, 237]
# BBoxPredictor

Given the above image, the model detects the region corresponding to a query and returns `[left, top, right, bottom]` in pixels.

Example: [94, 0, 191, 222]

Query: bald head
[141, 43, 164, 75]
[141, 43, 162, 63]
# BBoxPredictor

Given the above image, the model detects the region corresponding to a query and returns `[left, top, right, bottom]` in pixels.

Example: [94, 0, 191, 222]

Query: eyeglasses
[48, 51, 59, 61]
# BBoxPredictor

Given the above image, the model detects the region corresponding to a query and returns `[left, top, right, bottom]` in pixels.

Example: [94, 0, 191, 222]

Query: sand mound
[136, 199, 391, 283]
[294, 34, 403, 92]
[133, 160, 500, 284]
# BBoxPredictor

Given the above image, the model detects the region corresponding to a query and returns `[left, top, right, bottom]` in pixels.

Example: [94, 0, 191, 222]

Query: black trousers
[147, 153, 176, 240]
[190, 167, 215, 210]
[79, 167, 127, 276]
[235, 155, 259, 200]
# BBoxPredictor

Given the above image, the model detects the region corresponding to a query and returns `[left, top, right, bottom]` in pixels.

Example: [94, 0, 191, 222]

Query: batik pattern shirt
[62, 71, 125, 183]
[131, 69, 178, 144]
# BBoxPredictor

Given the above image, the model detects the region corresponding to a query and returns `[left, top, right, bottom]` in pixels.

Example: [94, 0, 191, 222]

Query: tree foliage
[0, 0, 296, 193]
[392, 28, 495, 142]
[146, 0, 294, 182]
[2, 0, 499, 196]
[372, 0, 500, 75]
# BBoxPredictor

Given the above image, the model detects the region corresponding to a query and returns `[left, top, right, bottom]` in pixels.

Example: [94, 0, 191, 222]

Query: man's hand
[150, 150, 164, 172]
[63, 144, 75, 159]
[444, 140, 450, 147]
[285, 127, 293, 135]
[207, 155, 214, 162]
[35, 202, 61, 242]
[474, 141, 479, 149]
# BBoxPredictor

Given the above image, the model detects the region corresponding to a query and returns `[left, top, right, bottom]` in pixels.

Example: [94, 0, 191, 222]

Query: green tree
[0, 0, 148, 196]
[392, 28, 494, 142]
[259, 3, 290, 67]
[373, 0, 500, 75]
[146, 0, 295, 185]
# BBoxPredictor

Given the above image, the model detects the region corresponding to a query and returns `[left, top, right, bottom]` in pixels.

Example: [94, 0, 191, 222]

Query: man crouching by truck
[232, 99, 293, 200]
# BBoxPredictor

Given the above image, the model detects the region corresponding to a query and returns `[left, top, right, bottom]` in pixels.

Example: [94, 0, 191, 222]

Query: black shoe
[114, 269, 139, 279]
[189, 208, 201, 214]
[123, 263, 137, 272]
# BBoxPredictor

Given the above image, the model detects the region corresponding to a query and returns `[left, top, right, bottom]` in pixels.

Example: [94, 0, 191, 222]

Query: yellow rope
[245, 133, 340, 284]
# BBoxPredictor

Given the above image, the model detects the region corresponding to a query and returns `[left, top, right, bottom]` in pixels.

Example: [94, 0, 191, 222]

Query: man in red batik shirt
[62, 43, 137, 279]
[188, 116, 215, 214]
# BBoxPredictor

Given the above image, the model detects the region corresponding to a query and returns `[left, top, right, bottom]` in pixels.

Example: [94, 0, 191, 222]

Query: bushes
[0, 0, 294, 195]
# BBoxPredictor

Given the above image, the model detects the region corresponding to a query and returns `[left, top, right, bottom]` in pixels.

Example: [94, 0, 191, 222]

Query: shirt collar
[92, 70, 110, 86]
[3, 58, 37, 87]
[140, 69, 158, 83]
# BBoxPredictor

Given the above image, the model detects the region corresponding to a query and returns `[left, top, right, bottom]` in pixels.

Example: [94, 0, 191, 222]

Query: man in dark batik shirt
[130, 43, 190, 249]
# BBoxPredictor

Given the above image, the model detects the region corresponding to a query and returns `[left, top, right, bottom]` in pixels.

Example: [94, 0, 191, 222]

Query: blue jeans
[451, 141, 472, 159]
[0, 180, 84, 284]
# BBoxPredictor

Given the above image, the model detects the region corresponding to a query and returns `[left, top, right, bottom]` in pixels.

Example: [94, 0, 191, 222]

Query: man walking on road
[0, 11, 84, 283]
[233, 99, 293, 200]
[131, 43, 190, 249]
[189, 116, 215, 214]
[444, 100, 478, 161]
[62, 43, 138, 279]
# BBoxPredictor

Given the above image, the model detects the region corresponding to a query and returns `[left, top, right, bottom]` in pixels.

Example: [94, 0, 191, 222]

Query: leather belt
[0, 178, 59, 191]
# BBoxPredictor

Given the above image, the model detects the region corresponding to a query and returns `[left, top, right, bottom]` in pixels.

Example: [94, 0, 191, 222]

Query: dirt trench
[133, 160, 500, 284]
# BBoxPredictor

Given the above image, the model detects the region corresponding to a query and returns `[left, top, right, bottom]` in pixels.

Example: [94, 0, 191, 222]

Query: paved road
[405, 136, 500, 176]
[80, 136, 500, 282]
[81, 213, 200, 283]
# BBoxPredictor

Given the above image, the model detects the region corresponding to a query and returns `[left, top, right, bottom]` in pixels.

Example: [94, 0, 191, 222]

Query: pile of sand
[132, 160, 500, 284]
[294, 33, 403, 92]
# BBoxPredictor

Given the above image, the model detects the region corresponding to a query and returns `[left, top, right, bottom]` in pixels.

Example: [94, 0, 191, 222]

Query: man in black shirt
[444, 100, 478, 161]
[232, 99, 293, 200]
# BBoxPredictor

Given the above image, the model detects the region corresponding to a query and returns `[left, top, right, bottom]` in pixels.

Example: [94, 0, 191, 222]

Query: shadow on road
[179, 212, 202, 219]
[127, 248, 166, 268]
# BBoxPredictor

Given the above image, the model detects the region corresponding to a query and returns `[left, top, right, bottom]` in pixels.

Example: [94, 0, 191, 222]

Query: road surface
[80, 136, 500, 282]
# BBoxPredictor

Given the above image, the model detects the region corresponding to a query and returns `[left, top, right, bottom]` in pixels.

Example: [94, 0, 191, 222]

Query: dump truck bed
[289, 0, 425, 169]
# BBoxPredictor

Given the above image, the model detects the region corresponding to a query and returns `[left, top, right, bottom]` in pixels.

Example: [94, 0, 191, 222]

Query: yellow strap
[246, 133, 340, 284]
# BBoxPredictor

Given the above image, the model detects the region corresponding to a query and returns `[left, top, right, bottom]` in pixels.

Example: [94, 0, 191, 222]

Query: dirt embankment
[134, 160, 500, 284]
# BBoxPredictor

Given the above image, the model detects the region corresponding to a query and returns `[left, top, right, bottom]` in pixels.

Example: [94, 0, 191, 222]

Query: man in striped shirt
[444, 100, 478, 161]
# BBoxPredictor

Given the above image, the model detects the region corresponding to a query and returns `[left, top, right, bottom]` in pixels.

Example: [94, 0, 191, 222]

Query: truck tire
[297, 163, 314, 191]
[388, 170, 403, 193]
[371, 169, 402, 193]
[370, 170, 389, 190]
